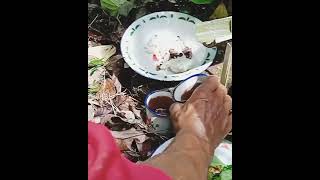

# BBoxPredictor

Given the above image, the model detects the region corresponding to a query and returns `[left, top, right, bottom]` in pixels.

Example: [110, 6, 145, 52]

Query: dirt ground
[88, 0, 232, 162]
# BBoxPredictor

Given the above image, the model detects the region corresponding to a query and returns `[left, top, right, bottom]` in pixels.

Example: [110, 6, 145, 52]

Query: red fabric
[88, 122, 171, 180]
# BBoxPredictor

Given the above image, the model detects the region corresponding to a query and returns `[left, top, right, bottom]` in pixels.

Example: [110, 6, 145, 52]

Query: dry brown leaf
[111, 128, 149, 153]
[94, 106, 113, 117]
[88, 97, 100, 106]
[115, 95, 127, 107]
[100, 114, 117, 124]
[100, 79, 117, 96]
[88, 105, 95, 120]
[88, 117, 101, 124]
[138, 140, 153, 157]
[88, 45, 116, 61]
[115, 139, 130, 151]
[124, 150, 141, 158]
[102, 115, 133, 131]
[107, 55, 124, 77]
[88, 40, 100, 48]
[96, 79, 117, 108]
[110, 128, 148, 143]
[88, 66, 105, 88]
[129, 104, 142, 120]
[111, 74, 122, 94]
[102, 113, 146, 129]
[118, 95, 136, 111]
[119, 110, 135, 120]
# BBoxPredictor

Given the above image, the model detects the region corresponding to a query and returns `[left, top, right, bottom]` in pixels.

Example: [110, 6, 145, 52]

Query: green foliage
[209, 2, 228, 19]
[88, 58, 104, 68]
[100, 0, 136, 16]
[191, 0, 215, 4]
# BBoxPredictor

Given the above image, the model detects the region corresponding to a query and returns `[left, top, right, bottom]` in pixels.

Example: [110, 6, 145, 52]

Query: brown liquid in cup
[148, 96, 174, 116]
[181, 83, 201, 101]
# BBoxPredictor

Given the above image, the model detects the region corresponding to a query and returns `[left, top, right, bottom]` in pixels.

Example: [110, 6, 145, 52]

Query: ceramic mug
[173, 74, 208, 103]
[144, 91, 174, 133]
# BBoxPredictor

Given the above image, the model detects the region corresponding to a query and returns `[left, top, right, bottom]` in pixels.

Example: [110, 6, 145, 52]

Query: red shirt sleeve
[88, 122, 172, 180]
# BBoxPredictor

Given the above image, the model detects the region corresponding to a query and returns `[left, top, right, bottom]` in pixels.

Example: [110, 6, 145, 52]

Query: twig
[120, 133, 148, 140]
[88, 27, 104, 36]
[116, 14, 122, 26]
[88, 14, 99, 29]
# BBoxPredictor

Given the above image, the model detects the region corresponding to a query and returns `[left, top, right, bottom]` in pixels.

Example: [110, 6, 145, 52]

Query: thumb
[169, 102, 183, 132]
[169, 102, 183, 115]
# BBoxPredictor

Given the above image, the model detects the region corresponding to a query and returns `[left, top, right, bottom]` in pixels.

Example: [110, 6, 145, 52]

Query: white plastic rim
[144, 91, 173, 117]
[173, 73, 207, 102]
[121, 11, 217, 81]
[151, 138, 232, 165]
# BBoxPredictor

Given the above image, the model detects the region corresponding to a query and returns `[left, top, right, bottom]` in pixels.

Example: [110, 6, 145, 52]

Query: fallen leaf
[191, 0, 214, 4]
[88, 45, 116, 62]
[139, 139, 153, 157]
[118, 95, 136, 111]
[107, 55, 124, 77]
[88, 40, 100, 47]
[94, 106, 113, 117]
[88, 105, 95, 120]
[129, 104, 142, 120]
[115, 138, 130, 151]
[89, 117, 101, 124]
[103, 115, 133, 131]
[118, 0, 136, 16]
[97, 78, 117, 98]
[110, 128, 148, 143]
[111, 128, 149, 153]
[88, 97, 100, 106]
[111, 74, 122, 93]
[119, 110, 135, 120]
[88, 67, 105, 89]
[124, 150, 141, 158]
[210, 2, 228, 20]
[135, 7, 147, 19]
[115, 94, 128, 107]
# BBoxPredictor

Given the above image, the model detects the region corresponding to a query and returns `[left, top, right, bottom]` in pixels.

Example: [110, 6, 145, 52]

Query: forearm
[142, 129, 214, 180]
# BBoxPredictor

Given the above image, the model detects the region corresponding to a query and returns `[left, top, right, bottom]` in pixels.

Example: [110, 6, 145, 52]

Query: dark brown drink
[181, 83, 201, 101]
[148, 96, 175, 116]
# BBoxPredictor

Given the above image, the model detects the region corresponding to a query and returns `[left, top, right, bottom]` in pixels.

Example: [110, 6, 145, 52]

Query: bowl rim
[120, 11, 217, 81]
[173, 73, 208, 103]
[144, 90, 174, 117]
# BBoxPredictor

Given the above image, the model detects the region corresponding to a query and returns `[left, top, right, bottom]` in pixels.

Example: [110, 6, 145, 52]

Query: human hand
[169, 76, 232, 152]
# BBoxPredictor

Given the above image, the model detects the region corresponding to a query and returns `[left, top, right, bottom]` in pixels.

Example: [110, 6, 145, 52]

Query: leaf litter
[88, 0, 232, 162]
[88, 45, 168, 161]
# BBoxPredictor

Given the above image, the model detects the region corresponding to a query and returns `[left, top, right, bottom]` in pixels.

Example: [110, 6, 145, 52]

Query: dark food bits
[168, 47, 192, 60]
[182, 47, 192, 59]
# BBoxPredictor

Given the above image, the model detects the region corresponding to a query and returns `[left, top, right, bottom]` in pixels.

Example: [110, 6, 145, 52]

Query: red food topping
[152, 54, 158, 61]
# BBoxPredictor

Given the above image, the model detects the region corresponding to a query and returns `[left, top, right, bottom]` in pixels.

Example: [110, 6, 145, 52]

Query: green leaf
[88, 81, 101, 94]
[101, 0, 120, 16]
[90, 67, 98, 76]
[89, 58, 104, 68]
[191, 0, 215, 4]
[118, 0, 136, 16]
[88, 87, 100, 94]
[210, 2, 228, 19]
[110, 0, 127, 7]
[210, 156, 224, 166]
[220, 166, 232, 180]
[101, 0, 135, 16]
[135, 7, 147, 19]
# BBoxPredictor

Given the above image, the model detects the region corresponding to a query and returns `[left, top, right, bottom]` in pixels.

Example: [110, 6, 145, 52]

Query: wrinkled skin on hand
[143, 76, 232, 180]
[170, 76, 232, 153]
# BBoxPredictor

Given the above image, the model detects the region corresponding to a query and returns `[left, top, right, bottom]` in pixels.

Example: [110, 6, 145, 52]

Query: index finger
[197, 75, 220, 92]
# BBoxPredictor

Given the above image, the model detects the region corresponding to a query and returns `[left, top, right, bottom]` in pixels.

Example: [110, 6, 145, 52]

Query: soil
[88, 0, 233, 160]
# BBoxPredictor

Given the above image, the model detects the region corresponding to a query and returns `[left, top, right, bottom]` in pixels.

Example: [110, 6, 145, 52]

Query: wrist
[174, 128, 214, 163]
